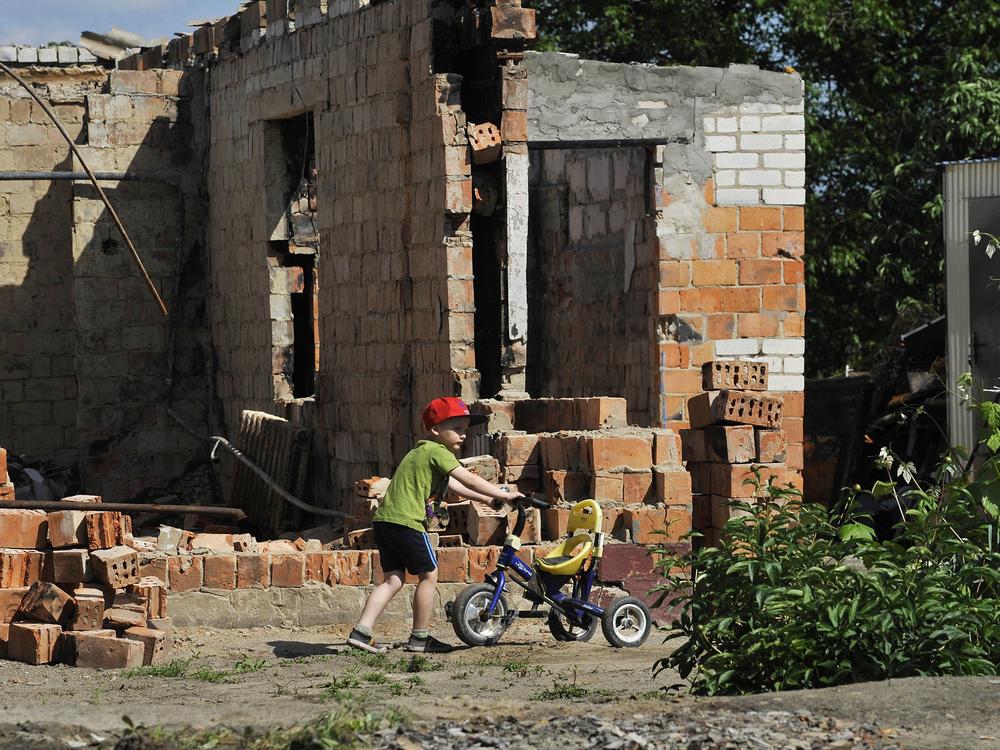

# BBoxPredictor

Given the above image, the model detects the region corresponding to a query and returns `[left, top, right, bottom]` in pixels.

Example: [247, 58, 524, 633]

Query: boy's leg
[358, 572, 404, 630]
[410, 567, 438, 632]
[405, 567, 453, 653]
[348, 572, 403, 653]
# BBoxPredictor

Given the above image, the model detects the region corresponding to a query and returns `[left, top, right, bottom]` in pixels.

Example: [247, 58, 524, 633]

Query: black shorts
[373, 521, 438, 576]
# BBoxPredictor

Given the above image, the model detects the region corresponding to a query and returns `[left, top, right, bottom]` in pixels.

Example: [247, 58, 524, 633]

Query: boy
[347, 396, 524, 654]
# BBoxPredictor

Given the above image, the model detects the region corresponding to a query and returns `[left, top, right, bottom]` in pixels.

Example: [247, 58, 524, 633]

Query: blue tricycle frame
[446, 497, 653, 648]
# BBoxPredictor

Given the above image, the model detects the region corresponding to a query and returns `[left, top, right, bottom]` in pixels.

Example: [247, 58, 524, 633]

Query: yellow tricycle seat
[535, 499, 602, 577]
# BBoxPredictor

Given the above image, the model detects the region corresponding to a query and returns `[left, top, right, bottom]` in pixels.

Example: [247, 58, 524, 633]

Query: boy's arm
[448, 466, 525, 503]
[446, 476, 493, 505]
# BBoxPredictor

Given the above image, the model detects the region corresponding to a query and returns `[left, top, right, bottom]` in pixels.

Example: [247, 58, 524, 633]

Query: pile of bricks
[0, 498, 171, 669]
[682, 360, 801, 546]
[473, 396, 692, 545]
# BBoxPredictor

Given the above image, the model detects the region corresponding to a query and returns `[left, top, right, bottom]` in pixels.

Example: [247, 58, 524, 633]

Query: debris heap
[0, 488, 172, 669]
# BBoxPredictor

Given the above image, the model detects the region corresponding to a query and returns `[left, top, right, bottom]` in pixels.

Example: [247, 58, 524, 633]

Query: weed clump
[654, 454, 1000, 695]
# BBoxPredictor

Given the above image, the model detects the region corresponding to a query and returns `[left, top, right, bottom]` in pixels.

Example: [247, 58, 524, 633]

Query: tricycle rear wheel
[547, 609, 598, 642]
[451, 583, 512, 647]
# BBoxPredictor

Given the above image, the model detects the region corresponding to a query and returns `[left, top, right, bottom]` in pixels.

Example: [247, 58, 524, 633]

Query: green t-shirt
[374, 440, 461, 532]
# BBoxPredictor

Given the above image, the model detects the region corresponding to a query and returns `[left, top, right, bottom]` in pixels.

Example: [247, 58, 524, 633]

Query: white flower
[875, 446, 894, 471]
[974, 229, 982, 245]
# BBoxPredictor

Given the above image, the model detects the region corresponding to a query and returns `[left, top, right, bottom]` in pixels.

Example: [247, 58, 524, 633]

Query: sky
[0, 0, 241, 47]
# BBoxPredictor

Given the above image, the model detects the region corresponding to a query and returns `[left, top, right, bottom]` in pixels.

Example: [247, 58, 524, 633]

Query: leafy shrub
[653, 459, 1000, 695]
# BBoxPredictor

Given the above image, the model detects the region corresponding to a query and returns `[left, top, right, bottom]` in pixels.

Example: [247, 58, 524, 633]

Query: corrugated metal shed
[942, 158, 1000, 451]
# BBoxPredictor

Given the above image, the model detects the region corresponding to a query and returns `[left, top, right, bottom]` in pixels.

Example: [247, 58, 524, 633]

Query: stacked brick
[0, 500, 172, 669]
[483, 396, 691, 545]
[681, 360, 801, 546]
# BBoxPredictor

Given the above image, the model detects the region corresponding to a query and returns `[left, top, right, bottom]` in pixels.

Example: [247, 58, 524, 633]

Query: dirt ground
[1, 621, 998, 749]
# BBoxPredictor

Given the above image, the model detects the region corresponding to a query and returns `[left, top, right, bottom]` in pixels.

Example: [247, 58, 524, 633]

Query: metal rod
[527, 138, 670, 150]
[0, 60, 169, 318]
[0, 171, 167, 181]
[1, 500, 246, 519]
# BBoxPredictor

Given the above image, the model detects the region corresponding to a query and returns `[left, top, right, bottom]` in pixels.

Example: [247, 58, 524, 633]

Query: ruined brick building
[0, 0, 806, 508]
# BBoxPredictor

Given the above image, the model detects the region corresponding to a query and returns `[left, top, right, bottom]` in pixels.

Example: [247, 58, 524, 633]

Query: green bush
[653, 459, 1000, 695]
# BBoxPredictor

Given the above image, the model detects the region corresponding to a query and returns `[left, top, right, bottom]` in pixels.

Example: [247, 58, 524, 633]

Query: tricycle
[445, 496, 652, 648]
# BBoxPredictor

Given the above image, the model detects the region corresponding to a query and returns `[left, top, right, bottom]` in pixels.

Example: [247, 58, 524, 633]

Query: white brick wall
[713, 339, 806, 392]
[704, 98, 805, 206]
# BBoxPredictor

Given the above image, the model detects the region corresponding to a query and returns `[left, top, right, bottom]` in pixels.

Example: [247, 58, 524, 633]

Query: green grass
[123, 659, 191, 679]
[234, 656, 269, 674]
[192, 667, 232, 683]
[350, 651, 390, 669]
[399, 654, 442, 673]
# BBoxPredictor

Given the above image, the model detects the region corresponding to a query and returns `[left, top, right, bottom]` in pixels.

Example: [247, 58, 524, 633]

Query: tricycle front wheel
[601, 596, 652, 648]
[451, 583, 511, 647]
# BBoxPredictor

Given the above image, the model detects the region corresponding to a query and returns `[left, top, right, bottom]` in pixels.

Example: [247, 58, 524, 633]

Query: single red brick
[271, 553, 305, 587]
[692, 259, 737, 286]
[679, 428, 708, 462]
[624, 507, 667, 545]
[707, 313, 736, 339]
[591, 471, 624, 503]
[166, 555, 203, 592]
[0, 586, 28, 624]
[655, 468, 693, 504]
[737, 312, 780, 338]
[784, 392, 804, 418]
[704, 206, 737, 232]
[0, 510, 47, 549]
[784, 416, 804, 442]
[755, 429, 788, 463]
[705, 425, 756, 463]
[710, 462, 788, 497]
[7, 622, 61, 665]
[653, 430, 682, 466]
[435, 547, 468, 583]
[139, 555, 169, 584]
[541, 507, 571, 540]
[739, 258, 783, 284]
[582, 435, 653, 471]
[575, 397, 628, 429]
[623, 471, 655, 504]
[726, 231, 761, 258]
[334, 550, 372, 586]
[74, 632, 142, 669]
[202, 554, 236, 590]
[762, 231, 805, 258]
[665, 505, 693, 542]
[543, 470, 589, 503]
[762, 285, 802, 311]
[740, 207, 782, 231]
[468, 546, 502, 583]
[786, 442, 804, 470]
[783, 206, 804, 231]
[721, 286, 761, 312]
[493, 434, 540, 465]
[603, 508, 625, 539]
[304, 552, 327, 582]
[236, 553, 270, 588]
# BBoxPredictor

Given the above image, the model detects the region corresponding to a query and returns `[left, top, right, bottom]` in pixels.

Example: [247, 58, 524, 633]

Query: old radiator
[228, 409, 312, 532]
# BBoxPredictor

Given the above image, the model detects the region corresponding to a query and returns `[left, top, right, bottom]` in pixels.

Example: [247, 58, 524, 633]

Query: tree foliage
[532, 0, 1000, 374]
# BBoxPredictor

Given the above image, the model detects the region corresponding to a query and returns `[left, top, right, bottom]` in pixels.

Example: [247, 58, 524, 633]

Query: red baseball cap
[422, 397, 488, 431]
